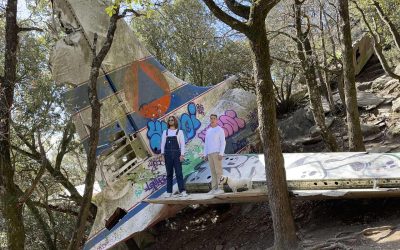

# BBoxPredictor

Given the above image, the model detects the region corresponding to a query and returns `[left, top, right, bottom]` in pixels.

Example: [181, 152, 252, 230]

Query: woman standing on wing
[161, 115, 188, 197]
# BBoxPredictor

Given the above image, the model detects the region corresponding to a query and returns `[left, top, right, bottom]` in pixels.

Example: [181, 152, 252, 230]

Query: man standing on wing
[203, 114, 226, 194]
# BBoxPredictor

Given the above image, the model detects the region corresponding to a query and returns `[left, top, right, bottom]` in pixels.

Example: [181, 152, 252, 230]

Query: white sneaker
[163, 193, 172, 198]
[180, 191, 189, 197]
[213, 189, 224, 194]
[207, 189, 215, 194]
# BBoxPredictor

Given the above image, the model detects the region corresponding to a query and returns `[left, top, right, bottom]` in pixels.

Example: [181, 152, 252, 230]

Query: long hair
[167, 115, 179, 129]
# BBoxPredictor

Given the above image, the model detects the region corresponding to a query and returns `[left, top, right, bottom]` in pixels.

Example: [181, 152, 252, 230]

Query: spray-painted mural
[51, 0, 258, 249]
[284, 152, 400, 179]
[186, 152, 400, 189]
[198, 110, 246, 142]
[146, 102, 201, 154]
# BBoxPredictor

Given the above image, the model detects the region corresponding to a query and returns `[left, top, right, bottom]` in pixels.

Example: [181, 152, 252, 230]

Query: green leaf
[105, 6, 114, 17]
[146, 9, 155, 18]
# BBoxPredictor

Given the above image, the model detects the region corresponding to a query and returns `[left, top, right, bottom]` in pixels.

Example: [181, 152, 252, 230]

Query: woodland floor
[146, 198, 400, 250]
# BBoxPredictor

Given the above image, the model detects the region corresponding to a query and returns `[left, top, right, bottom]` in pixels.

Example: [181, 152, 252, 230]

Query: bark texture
[202, 0, 299, 248]
[373, 0, 400, 51]
[0, 0, 26, 249]
[67, 6, 120, 250]
[294, 0, 338, 152]
[339, 0, 365, 151]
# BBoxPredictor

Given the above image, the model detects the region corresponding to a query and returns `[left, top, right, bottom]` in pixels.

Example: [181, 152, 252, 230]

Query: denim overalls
[164, 129, 185, 193]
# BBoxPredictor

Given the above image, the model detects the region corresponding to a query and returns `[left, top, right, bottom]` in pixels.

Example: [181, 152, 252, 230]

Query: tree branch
[11, 145, 40, 160]
[18, 27, 44, 33]
[118, 8, 144, 19]
[372, 0, 400, 50]
[15, 133, 49, 207]
[224, 0, 250, 19]
[30, 200, 80, 217]
[302, 13, 311, 37]
[18, 163, 46, 206]
[12, 123, 37, 153]
[26, 199, 57, 250]
[12, 128, 88, 212]
[202, 0, 249, 34]
[270, 30, 302, 44]
[352, 0, 400, 80]
[55, 120, 75, 172]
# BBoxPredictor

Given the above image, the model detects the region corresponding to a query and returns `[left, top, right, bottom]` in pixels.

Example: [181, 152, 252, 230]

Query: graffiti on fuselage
[198, 110, 246, 142]
[186, 154, 264, 185]
[146, 102, 201, 154]
[285, 153, 400, 180]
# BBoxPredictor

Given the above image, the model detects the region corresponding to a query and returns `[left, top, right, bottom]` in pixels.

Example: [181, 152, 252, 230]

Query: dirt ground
[145, 198, 400, 250]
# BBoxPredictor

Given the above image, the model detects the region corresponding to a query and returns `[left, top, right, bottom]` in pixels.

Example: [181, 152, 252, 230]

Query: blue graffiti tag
[180, 103, 201, 143]
[146, 120, 167, 154]
[146, 102, 201, 153]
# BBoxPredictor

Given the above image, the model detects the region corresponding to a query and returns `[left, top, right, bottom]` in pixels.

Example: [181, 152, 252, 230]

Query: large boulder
[361, 124, 380, 137]
[394, 63, 400, 75]
[388, 122, 400, 138]
[356, 81, 373, 91]
[356, 91, 386, 110]
[278, 108, 314, 140]
[309, 117, 335, 137]
[332, 91, 385, 110]
[393, 98, 400, 113]
[371, 75, 394, 91]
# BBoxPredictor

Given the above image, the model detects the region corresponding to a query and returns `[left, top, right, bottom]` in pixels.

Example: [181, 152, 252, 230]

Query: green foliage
[0, 3, 87, 248]
[131, 0, 252, 86]
[105, 5, 118, 16]
[351, 0, 400, 67]
[2, 0, 399, 248]
[271, 62, 306, 116]
[106, 0, 155, 17]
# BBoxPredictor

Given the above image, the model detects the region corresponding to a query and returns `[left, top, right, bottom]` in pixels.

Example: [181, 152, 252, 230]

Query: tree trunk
[316, 66, 334, 113]
[67, 6, 120, 250]
[336, 74, 346, 111]
[339, 0, 365, 151]
[353, 0, 400, 81]
[200, 1, 297, 248]
[248, 26, 298, 250]
[319, 4, 336, 113]
[0, 0, 26, 249]
[294, 1, 338, 152]
[373, 0, 400, 51]
[373, 41, 400, 80]
[323, 9, 346, 110]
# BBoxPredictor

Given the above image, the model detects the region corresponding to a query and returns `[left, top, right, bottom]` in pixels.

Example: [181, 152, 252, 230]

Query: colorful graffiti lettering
[198, 110, 246, 142]
[147, 102, 201, 153]
[134, 182, 145, 198]
[188, 155, 259, 182]
[148, 155, 165, 174]
[146, 120, 168, 154]
[180, 103, 201, 143]
[144, 175, 167, 192]
[196, 103, 205, 116]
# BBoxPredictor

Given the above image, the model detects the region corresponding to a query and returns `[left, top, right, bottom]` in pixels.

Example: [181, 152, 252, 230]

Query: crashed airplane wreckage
[50, 0, 400, 249]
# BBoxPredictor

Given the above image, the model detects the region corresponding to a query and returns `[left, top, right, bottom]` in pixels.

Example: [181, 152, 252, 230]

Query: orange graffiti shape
[124, 60, 171, 119]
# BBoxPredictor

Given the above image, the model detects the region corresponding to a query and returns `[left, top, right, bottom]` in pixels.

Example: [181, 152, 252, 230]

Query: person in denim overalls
[161, 115, 188, 197]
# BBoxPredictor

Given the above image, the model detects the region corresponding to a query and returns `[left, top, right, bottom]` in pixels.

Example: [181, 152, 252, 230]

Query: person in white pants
[203, 114, 226, 194]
